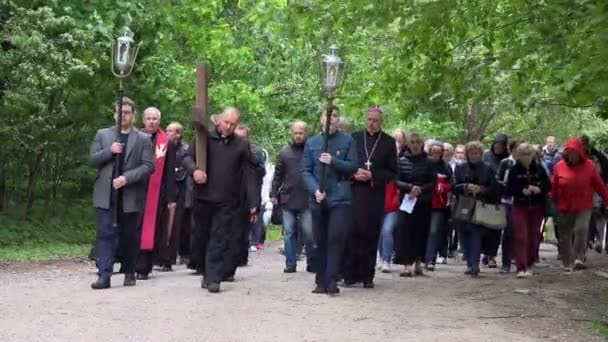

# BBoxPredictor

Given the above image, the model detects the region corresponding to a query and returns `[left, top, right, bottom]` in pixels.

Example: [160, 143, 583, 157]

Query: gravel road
[0, 243, 605, 342]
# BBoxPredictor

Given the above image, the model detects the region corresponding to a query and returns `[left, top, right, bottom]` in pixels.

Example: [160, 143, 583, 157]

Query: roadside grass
[591, 319, 608, 339]
[0, 201, 282, 261]
[0, 243, 90, 261]
[265, 224, 282, 242]
[0, 200, 95, 261]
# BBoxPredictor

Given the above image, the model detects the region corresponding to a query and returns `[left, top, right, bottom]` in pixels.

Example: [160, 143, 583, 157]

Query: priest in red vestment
[135, 107, 177, 279]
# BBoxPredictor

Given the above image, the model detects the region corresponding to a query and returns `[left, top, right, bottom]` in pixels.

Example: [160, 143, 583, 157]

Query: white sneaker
[249, 246, 258, 252]
[437, 257, 447, 265]
[524, 270, 533, 277]
[381, 261, 390, 273]
[516, 271, 525, 278]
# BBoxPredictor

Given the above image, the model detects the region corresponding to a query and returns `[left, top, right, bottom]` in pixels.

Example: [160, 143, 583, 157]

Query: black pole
[319, 96, 333, 194]
[111, 84, 124, 228]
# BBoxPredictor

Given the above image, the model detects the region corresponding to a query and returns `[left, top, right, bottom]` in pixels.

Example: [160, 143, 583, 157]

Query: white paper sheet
[399, 195, 417, 214]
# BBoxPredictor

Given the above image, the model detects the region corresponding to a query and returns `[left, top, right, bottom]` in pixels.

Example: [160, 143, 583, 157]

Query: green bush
[0, 199, 96, 248]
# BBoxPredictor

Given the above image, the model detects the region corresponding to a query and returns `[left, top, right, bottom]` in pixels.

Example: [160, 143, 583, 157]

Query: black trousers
[223, 209, 250, 278]
[193, 199, 238, 284]
[312, 204, 351, 288]
[395, 202, 431, 265]
[95, 208, 138, 278]
[135, 204, 168, 275]
[343, 211, 383, 283]
[481, 229, 502, 257]
[178, 207, 192, 258]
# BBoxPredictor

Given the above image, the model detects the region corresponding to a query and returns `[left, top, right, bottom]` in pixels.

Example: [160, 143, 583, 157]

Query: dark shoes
[136, 273, 149, 280]
[465, 268, 480, 276]
[160, 265, 173, 272]
[312, 282, 340, 295]
[306, 265, 315, 273]
[207, 282, 220, 293]
[283, 266, 297, 273]
[343, 279, 357, 287]
[223, 276, 235, 282]
[363, 281, 375, 289]
[91, 277, 111, 290]
[327, 282, 340, 295]
[312, 285, 327, 294]
[123, 274, 136, 287]
[487, 258, 498, 269]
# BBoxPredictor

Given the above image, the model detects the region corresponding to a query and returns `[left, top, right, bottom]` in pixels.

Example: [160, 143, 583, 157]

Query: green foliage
[0, 200, 95, 248]
[0, 243, 91, 261]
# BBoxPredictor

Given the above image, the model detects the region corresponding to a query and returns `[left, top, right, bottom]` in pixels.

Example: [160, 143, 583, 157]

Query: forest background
[2, 0, 608, 259]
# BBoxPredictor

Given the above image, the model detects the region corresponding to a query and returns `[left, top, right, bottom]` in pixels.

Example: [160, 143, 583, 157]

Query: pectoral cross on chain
[365, 160, 372, 170]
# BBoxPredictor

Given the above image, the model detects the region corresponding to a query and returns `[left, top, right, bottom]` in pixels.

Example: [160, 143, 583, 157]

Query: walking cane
[166, 205, 176, 247]
[603, 220, 607, 253]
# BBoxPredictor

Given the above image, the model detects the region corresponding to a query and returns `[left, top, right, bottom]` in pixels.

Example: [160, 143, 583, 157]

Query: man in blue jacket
[301, 106, 358, 295]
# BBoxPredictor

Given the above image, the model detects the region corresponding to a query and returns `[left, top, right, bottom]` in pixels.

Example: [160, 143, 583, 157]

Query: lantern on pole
[112, 29, 140, 78]
[110, 29, 140, 228]
[319, 44, 345, 194]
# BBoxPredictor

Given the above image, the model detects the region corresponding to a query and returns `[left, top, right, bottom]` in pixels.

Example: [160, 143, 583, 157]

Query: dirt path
[1, 244, 606, 342]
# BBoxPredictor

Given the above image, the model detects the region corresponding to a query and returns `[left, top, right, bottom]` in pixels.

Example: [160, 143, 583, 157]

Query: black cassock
[343, 130, 397, 284]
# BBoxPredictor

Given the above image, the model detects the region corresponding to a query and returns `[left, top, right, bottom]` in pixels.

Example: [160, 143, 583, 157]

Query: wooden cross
[192, 63, 209, 172]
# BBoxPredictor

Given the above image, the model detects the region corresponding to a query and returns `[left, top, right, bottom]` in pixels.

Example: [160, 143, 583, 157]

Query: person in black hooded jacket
[481, 133, 509, 268]
[395, 133, 436, 277]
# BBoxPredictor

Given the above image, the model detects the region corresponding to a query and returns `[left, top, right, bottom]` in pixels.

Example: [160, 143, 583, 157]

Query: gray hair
[143, 106, 161, 119]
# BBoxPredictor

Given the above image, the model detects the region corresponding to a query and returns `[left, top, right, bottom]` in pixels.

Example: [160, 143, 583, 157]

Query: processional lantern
[321, 44, 345, 95]
[112, 29, 140, 77]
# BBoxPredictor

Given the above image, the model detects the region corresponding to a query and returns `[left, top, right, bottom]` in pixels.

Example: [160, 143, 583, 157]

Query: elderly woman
[393, 128, 408, 156]
[425, 141, 453, 270]
[552, 138, 608, 271]
[452, 141, 498, 276]
[395, 133, 436, 277]
[504, 143, 550, 278]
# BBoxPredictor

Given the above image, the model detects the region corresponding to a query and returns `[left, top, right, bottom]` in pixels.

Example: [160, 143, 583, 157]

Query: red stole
[140, 129, 169, 250]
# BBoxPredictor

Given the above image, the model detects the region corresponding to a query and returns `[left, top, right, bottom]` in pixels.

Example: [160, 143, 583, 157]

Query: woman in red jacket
[425, 141, 453, 270]
[552, 138, 608, 271]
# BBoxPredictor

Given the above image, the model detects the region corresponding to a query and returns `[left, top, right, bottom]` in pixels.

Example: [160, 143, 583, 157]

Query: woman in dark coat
[395, 133, 436, 277]
[452, 141, 498, 276]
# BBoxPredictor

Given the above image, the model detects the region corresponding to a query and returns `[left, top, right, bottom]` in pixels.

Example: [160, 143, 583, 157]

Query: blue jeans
[501, 204, 513, 270]
[250, 205, 265, 246]
[460, 223, 482, 272]
[283, 208, 314, 268]
[378, 211, 398, 263]
[425, 210, 448, 264]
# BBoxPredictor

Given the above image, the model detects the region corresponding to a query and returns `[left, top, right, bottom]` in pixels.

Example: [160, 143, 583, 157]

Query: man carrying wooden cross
[183, 107, 259, 293]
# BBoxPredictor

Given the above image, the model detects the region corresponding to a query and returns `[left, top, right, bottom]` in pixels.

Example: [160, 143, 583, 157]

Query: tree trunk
[0, 159, 4, 213]
[24, 149, 45, 216]
[465, 101, 483, 141]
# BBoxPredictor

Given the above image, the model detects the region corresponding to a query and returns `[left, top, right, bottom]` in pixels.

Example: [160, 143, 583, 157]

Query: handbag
[472, 201, 506, 230]
[453, 196, 476, 222]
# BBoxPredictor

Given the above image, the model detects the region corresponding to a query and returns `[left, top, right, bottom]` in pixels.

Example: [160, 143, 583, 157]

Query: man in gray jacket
[89, 97, 154, 289]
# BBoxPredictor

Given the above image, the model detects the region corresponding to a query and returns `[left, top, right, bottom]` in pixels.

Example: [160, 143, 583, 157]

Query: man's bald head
[291, 120, 309, 144]
[217, 106, 241, 137]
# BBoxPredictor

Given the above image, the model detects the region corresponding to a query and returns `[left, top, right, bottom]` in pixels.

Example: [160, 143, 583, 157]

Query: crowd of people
[89, 98, 608, 295]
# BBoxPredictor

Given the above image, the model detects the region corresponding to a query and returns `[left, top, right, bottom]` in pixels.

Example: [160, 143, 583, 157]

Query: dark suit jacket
[89, 126, 154, 213]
